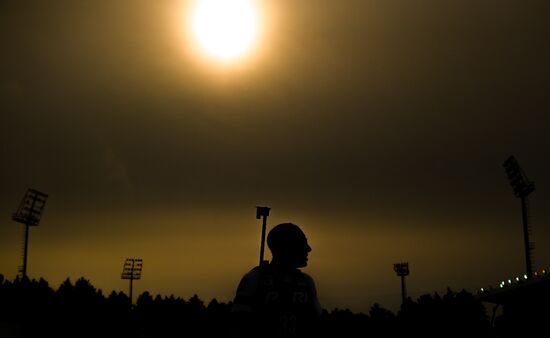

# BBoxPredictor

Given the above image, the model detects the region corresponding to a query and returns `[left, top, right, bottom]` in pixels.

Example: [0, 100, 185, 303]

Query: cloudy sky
[1, 0, 549, 312]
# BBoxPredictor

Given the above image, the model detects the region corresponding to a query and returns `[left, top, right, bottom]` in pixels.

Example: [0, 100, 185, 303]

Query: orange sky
[1, 0, 550, 313]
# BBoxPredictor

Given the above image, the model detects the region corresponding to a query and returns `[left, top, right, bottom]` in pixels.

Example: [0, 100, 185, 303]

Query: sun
[190, 0, 260, 63]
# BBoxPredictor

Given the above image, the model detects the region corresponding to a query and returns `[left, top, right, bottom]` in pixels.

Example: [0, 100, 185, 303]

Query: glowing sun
[190, 0, 260, 62]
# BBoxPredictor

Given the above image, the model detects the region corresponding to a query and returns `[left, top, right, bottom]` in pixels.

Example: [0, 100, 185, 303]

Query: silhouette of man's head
[267, 223, 312, 268]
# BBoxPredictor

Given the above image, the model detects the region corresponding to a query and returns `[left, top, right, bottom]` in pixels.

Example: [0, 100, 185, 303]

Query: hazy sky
[1, 0, 549, 313]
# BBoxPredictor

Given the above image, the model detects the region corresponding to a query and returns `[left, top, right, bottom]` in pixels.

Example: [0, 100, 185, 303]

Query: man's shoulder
[232, 266, 264, 312]
[236, 266, 263, 292]
[243, 266, 263, 280]
[238, 265, 316, 287]
[298, 270, 314, 281]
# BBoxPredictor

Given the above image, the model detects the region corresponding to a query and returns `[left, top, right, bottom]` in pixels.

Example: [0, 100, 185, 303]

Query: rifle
[256, 206, 271, 267]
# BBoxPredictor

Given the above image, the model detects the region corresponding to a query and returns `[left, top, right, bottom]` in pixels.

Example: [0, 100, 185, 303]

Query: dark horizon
[1, 273, 506, 338]
[2, 272, 548, 338]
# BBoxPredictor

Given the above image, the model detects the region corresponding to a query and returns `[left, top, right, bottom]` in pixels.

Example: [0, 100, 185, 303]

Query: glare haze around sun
[191, 0, 260, 63]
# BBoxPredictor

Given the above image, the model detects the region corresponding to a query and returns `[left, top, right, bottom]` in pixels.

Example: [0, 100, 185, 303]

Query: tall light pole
[12, 188, 48, 278]
[394, 262, 410, 306]
[256, 206, 271, 267]
[503, 155, 536, 279]
[121, 258, 143, 306]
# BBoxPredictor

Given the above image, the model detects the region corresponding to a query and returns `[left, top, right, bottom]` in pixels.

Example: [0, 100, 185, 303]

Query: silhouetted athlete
[232, 223, 322, 338]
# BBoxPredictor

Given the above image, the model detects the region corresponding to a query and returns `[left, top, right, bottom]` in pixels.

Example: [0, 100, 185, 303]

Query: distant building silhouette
[478, 273, 550, 337]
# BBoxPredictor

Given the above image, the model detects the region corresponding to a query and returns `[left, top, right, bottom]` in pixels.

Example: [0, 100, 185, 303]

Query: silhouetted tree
[398, 289, 491, 338]
[0, 275, 498, 338]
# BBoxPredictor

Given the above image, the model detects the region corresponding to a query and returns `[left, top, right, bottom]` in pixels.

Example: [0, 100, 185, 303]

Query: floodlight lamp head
[12, 188, 48, 226]
[256, 206, 271, 219]
[394, 262, 410, 276]
[503, 156, 535, 198]
[121, 258, 143, 280]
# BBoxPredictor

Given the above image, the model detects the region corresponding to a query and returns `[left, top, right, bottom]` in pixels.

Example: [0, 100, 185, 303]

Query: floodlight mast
[394, 262, 410, 306]
[256, 206, 271, 267]
[121, 258, 143, 306]
[12, 188, 48, 278]
[503, 156, 535, 279]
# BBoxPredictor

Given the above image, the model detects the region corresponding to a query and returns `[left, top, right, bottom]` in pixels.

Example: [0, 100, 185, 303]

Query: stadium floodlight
[12, 188, 48, 278]
[503, 156, 535, 198]
[393, 262, 410, 306]
[256, 206, 271, 267]
[503, 155, 536, 279]
[121, 258, 143, 306]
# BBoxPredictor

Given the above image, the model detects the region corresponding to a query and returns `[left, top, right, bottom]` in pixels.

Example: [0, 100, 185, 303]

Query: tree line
[0, 274, 494, 338]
